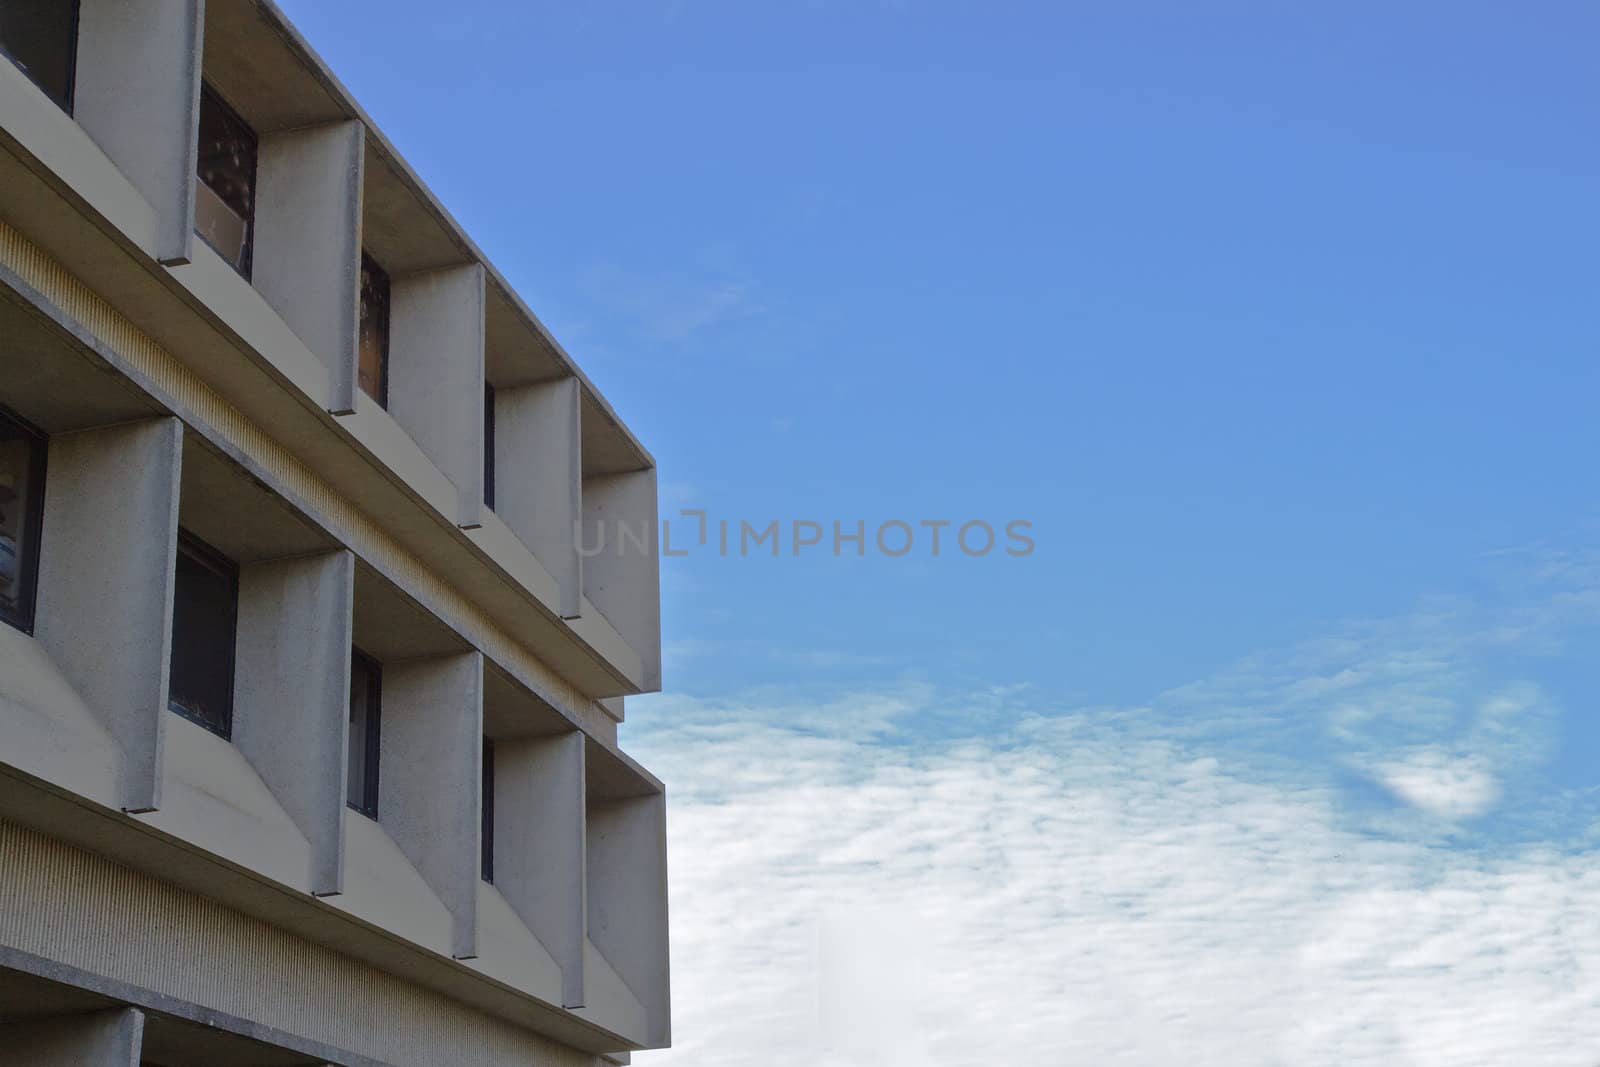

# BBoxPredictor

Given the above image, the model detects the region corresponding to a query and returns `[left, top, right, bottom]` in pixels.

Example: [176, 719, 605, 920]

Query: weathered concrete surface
[497, 730, 588, 1008]
[587, 789, 670, 1048]
[34, 417, 181, 813]
[253, 120, 363, 413]
[496, 377, 581, 618]
[74, 0, 203, 265]
[581, 467, 662, 691]
[380, 650, 483, 959]
[0, 1006, 144, 1066]
[389, 261, 486, 527]
[233, 548, 354, 895]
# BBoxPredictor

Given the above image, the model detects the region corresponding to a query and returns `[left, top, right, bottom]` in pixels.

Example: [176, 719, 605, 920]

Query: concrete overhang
[0, 62, 651, 699]
[0, 763, 654, 1056]
[204, 0, 655, 474]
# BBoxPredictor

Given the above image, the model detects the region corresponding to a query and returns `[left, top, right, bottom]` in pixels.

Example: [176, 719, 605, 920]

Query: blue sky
[281, 2, 1599, 1061]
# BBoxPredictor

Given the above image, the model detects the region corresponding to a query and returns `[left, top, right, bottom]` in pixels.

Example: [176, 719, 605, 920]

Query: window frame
[167, 529, 238, 739]
[194, 81, 258, 279]
[481, 736, 496, 883]
[358, 252, 391, 407]
[0, 402, 48, 636]
[347, 646, 383, 819]
[0, 0, 81, 115]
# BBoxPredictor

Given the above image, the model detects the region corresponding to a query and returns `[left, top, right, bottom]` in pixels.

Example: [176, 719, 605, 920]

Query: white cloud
[628, 702, 1600, 1066]
[627, 554, 1600, 1065]
[1371, 748, 1501, 819]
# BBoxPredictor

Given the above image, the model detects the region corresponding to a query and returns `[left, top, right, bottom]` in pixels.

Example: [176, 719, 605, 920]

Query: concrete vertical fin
[35, 416, 182, 814]
[0, 1006, 145, 1066]
[388, 261, 487, 527]
[497, 729, 588, 1008]
[74, 0, 204, 265]
[233, 548, 355, 896]
[253, 119, 365, 414]
[380, 649, 483, 959]
[495, 377, 582, 617]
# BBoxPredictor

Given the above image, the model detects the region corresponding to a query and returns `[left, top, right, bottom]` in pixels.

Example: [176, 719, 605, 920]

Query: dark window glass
[481, 737, 495, 883]
[0, 0, 78, 114]
[195, 83, 257, 277]
[358, 253, 390, 406]
[483, 383, 496, 511]
[168, 531, 237, 738]
[0, 405, 47, 634]
[347, 648, 382, 817]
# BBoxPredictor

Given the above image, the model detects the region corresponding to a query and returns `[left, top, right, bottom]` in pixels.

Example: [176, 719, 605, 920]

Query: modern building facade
[0, 3, 668, 1064]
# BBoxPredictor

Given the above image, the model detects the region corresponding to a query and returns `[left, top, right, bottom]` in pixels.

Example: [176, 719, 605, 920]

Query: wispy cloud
[577, 260, 761, 342]
[628, 550, 1600, 1065]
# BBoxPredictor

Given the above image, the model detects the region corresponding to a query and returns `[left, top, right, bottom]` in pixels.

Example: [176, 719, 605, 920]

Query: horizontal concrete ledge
[0, 948, 360, 1067]
[0, 764, 650, 1054]
[0, 203, 648, 703]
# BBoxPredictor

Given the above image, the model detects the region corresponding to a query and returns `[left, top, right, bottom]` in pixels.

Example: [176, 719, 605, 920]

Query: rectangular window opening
[483, 382, 496, 511]
[358, 252, 391, 407]
[0, 0, 79, 114]
[168, 530, 238, 738]
[481, 736, 495, 883]
[195, 82, 258, 278]
[0, 404, 47, 635]
[347, 647, 382, 818]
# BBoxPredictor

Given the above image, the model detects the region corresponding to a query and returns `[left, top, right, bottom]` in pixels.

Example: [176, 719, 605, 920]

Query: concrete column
[587, 789, 671, 1048]
[496, 730, 587, 1008]
[0, 1006, 144, 1065]
[495, 377, 580, 617]
[388, 262, 487, 527]
[381, 650, 483, 959]
[581, 467, 662, 690]
[74, 0, 204, 265]
[232, 548, 355, 896]
[35, 417, 182, 813]
[253, 120, 364, 413]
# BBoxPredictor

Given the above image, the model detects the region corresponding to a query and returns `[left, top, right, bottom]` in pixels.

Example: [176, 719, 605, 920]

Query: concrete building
[0, 3, 668, 1064]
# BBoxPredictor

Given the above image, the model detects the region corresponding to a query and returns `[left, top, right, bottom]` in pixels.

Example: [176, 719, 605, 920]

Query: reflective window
[168, 531, 237, 737]
[0, 406, 46, 633]
[195, 83, 257, 277]
[0, 0, 78, 114]
[358, 252, 391, 406]
[347, 648, 382, 817]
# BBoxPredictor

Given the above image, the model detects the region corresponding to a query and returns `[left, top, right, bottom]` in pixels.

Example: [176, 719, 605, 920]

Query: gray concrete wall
[0, 1007, 144, 1066]
[497, 730, 587, 1008]
[253, 120, 364, 413]
[388, 262, 487, 528]
[581, 468, 662, 691]
[586, 791, 670, 1048]
[496, 377, 582, 618]
[74, 0, 203, 266]
[232, 549, 355, 896]
[380, 650, 484, 959]
[34, 417, 182, 814]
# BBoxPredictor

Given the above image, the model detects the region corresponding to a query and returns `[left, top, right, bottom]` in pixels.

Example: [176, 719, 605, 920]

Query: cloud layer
[628, 556, 1600, 1065]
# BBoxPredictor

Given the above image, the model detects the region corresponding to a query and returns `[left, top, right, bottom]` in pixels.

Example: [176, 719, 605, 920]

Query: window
[483, 383, 496, 511]
[347, 648, 382, 818]
[0, 0, 78, 114]
[168, 530, 237, 737]
[195, 83, 257, 277]
[358, 253, 391, 406]
[0, 405, 47, 634]
[481, 737, 495, 883]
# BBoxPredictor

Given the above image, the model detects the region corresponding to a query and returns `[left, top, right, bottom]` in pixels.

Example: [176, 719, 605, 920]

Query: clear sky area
[281, 2, 1600, 1062]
